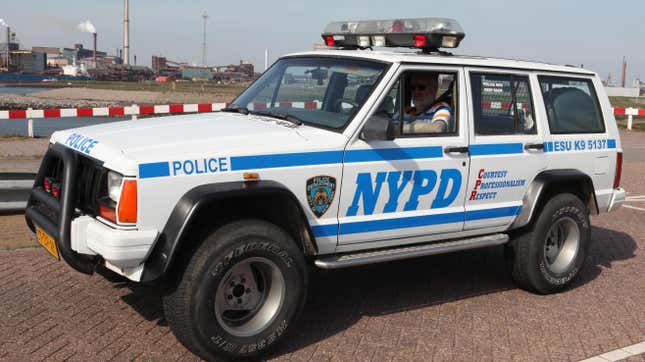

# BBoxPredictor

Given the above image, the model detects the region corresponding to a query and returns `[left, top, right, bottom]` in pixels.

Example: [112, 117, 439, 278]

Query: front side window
[231, 57, 388, 131]
[470, 73, 536, 135]
[538, 76, 605, 134]
[374, 71, 458, 137]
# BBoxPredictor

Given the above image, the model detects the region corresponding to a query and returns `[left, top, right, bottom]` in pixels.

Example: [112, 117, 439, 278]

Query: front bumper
[607, 187, 626, 212]
[71, 216, 158, 271]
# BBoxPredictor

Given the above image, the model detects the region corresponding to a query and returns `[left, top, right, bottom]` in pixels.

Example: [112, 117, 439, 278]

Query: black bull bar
[25, 143, 98, 274]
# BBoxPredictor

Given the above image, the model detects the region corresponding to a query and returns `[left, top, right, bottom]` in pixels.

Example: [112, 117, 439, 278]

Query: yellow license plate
[36, 227, 60, 260]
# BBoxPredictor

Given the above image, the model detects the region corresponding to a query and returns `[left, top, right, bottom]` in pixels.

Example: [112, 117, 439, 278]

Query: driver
[402, 72, 452, 133]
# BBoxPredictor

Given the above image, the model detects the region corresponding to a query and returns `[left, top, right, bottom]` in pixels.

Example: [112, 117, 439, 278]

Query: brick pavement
[0, 133, 643, 361]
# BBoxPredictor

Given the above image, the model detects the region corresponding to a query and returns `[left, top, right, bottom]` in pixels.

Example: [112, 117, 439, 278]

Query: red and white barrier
[615, 107, 645, 130]
[612, 107, 645, 116]
[0, 103, 229, 120]
[0, 103, 642, 119]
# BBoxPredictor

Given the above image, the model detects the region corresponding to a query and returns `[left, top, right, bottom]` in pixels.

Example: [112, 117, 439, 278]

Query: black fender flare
[140, 180, 315, 282]
[511, 169, 598, 229]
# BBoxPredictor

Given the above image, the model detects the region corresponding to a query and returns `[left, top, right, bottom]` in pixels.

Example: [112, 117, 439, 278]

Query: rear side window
[538, 76, 605, 134]
[470, 73, 536, 135]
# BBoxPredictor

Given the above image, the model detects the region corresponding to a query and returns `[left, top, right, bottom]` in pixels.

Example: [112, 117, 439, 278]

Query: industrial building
[62, 44, 108, 67]
[181, 66, 213, 81]
[152, 55, 257, 83]
[12, 50, 46, 73]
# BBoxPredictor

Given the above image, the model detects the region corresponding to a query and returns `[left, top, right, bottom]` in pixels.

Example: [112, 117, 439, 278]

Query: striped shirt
[403, 101, 452, 131]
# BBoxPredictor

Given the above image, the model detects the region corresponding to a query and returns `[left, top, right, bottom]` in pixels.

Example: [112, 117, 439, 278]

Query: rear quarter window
[538, 76, 605, 134]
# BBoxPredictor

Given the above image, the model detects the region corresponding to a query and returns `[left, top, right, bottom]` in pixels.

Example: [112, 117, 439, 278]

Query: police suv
[26, 18, 625, 360]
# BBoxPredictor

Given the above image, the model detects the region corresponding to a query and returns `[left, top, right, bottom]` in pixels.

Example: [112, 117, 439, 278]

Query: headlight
[107, 171, 123, 202]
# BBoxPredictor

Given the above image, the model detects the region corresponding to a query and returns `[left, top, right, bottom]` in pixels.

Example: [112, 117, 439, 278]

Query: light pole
[202, 11, 208, 67]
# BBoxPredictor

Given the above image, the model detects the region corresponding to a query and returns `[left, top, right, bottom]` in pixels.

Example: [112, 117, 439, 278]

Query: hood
[50, 112, 349, 176]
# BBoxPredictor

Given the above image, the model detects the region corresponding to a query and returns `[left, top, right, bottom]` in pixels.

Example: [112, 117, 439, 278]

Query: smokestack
[93, 32, 97, 66]
[621, 57, 626, 88]
[123, 0, 130, 65]
[265, 48, 268, 71]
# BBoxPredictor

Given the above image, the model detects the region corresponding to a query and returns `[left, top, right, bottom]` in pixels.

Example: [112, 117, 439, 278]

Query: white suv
[26, 18, 625, 360]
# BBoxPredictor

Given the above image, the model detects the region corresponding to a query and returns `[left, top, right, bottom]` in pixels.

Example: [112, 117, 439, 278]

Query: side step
[314, 233, 509, 269]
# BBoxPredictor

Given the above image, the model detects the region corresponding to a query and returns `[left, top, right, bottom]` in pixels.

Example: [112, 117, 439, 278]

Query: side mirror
[360, 114, 395, 141]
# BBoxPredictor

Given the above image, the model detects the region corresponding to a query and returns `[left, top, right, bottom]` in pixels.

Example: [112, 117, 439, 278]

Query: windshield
[231, 57, 388, 131]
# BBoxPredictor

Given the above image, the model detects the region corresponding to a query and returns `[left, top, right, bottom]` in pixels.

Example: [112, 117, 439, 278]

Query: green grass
[609, 96, 645, 109]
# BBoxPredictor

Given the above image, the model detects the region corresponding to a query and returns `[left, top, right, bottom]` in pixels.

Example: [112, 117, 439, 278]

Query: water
[0, 85, 47, 95]
[0, 116, 129, 137]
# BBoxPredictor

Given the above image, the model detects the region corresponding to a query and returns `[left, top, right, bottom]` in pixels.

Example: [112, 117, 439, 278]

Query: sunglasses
[410, 84, 429, 91]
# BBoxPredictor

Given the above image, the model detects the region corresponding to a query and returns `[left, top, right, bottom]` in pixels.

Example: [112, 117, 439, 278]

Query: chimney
[123, 0, 130, 65]
[93, 32, 97, 65]
[265, 48, 268, 71]
[621, 57, 627, 88]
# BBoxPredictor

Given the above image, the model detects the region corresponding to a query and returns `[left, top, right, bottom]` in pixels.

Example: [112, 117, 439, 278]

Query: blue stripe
[465, 206, 522, 221]
[607, 139, 616, 149]
[544, 141, 554, 152]
[344, 146, 443, 163]
[230, 151, 343, 171]
[311, 224, 338, 238]
[311, 206, 522, 237]
[469, 143, 524, 156]
[139, 162, 170, 179]
[339, 211, 463, 235]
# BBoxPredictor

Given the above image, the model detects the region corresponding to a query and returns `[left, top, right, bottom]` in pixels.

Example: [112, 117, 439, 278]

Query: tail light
[613, 152, 623, 189]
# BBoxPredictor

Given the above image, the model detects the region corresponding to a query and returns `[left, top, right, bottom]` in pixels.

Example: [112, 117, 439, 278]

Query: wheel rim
[543, 216, 580, 274]
[214, 257, 286, 337]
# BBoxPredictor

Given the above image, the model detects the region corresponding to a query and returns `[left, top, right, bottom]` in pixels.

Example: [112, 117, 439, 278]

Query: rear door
[537, 74, 618, 211]
[464, 69, 547, 230]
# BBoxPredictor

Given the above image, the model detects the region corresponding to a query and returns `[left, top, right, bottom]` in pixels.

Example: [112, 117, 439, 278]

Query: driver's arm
[403, 120, 447, 133]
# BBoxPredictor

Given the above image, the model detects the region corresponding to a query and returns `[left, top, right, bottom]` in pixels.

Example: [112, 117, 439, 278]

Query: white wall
[605, 87, 641, 97]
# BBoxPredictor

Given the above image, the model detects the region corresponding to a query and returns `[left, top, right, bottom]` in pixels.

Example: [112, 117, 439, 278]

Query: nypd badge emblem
[306, 176, 336, 217]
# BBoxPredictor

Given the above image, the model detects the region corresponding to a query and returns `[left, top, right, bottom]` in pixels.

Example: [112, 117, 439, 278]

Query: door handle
[444, 146, 469, 154]
[524, 143, 545, 151]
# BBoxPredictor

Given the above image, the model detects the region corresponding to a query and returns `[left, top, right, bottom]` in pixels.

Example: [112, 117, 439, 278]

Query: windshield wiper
[249, 110, 303, 126]
[220, 106, 249, 115]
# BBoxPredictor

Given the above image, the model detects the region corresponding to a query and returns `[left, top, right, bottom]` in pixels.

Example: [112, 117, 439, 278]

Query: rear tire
[509, 193, 590, 294]
[163, 219, 308, 361]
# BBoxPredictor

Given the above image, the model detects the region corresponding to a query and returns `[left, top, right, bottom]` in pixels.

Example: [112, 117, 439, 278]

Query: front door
[337, 65, 470, 247]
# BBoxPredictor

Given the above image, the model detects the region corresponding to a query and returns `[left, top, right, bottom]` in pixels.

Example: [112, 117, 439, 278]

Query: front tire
[163, 220, 308, 361]
[509, 193, 590, 294]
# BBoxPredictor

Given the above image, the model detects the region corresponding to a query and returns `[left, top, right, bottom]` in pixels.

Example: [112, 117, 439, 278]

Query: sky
[2, 0, 644, 84]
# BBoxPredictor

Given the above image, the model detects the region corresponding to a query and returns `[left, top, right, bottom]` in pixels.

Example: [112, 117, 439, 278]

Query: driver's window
[401, 71, 457, 136]
[375, 71, 458, 137]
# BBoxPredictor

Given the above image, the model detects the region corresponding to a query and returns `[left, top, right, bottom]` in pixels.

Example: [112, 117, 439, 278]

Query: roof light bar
[321, 17, 465, 51]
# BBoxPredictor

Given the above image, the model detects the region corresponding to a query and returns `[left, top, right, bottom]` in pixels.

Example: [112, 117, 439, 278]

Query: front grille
[36, 152, 107, 219]
[75, 154, 107, 217]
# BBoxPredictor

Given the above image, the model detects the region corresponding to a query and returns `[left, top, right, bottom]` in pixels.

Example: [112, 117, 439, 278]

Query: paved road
[0, 132, 643, 361]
